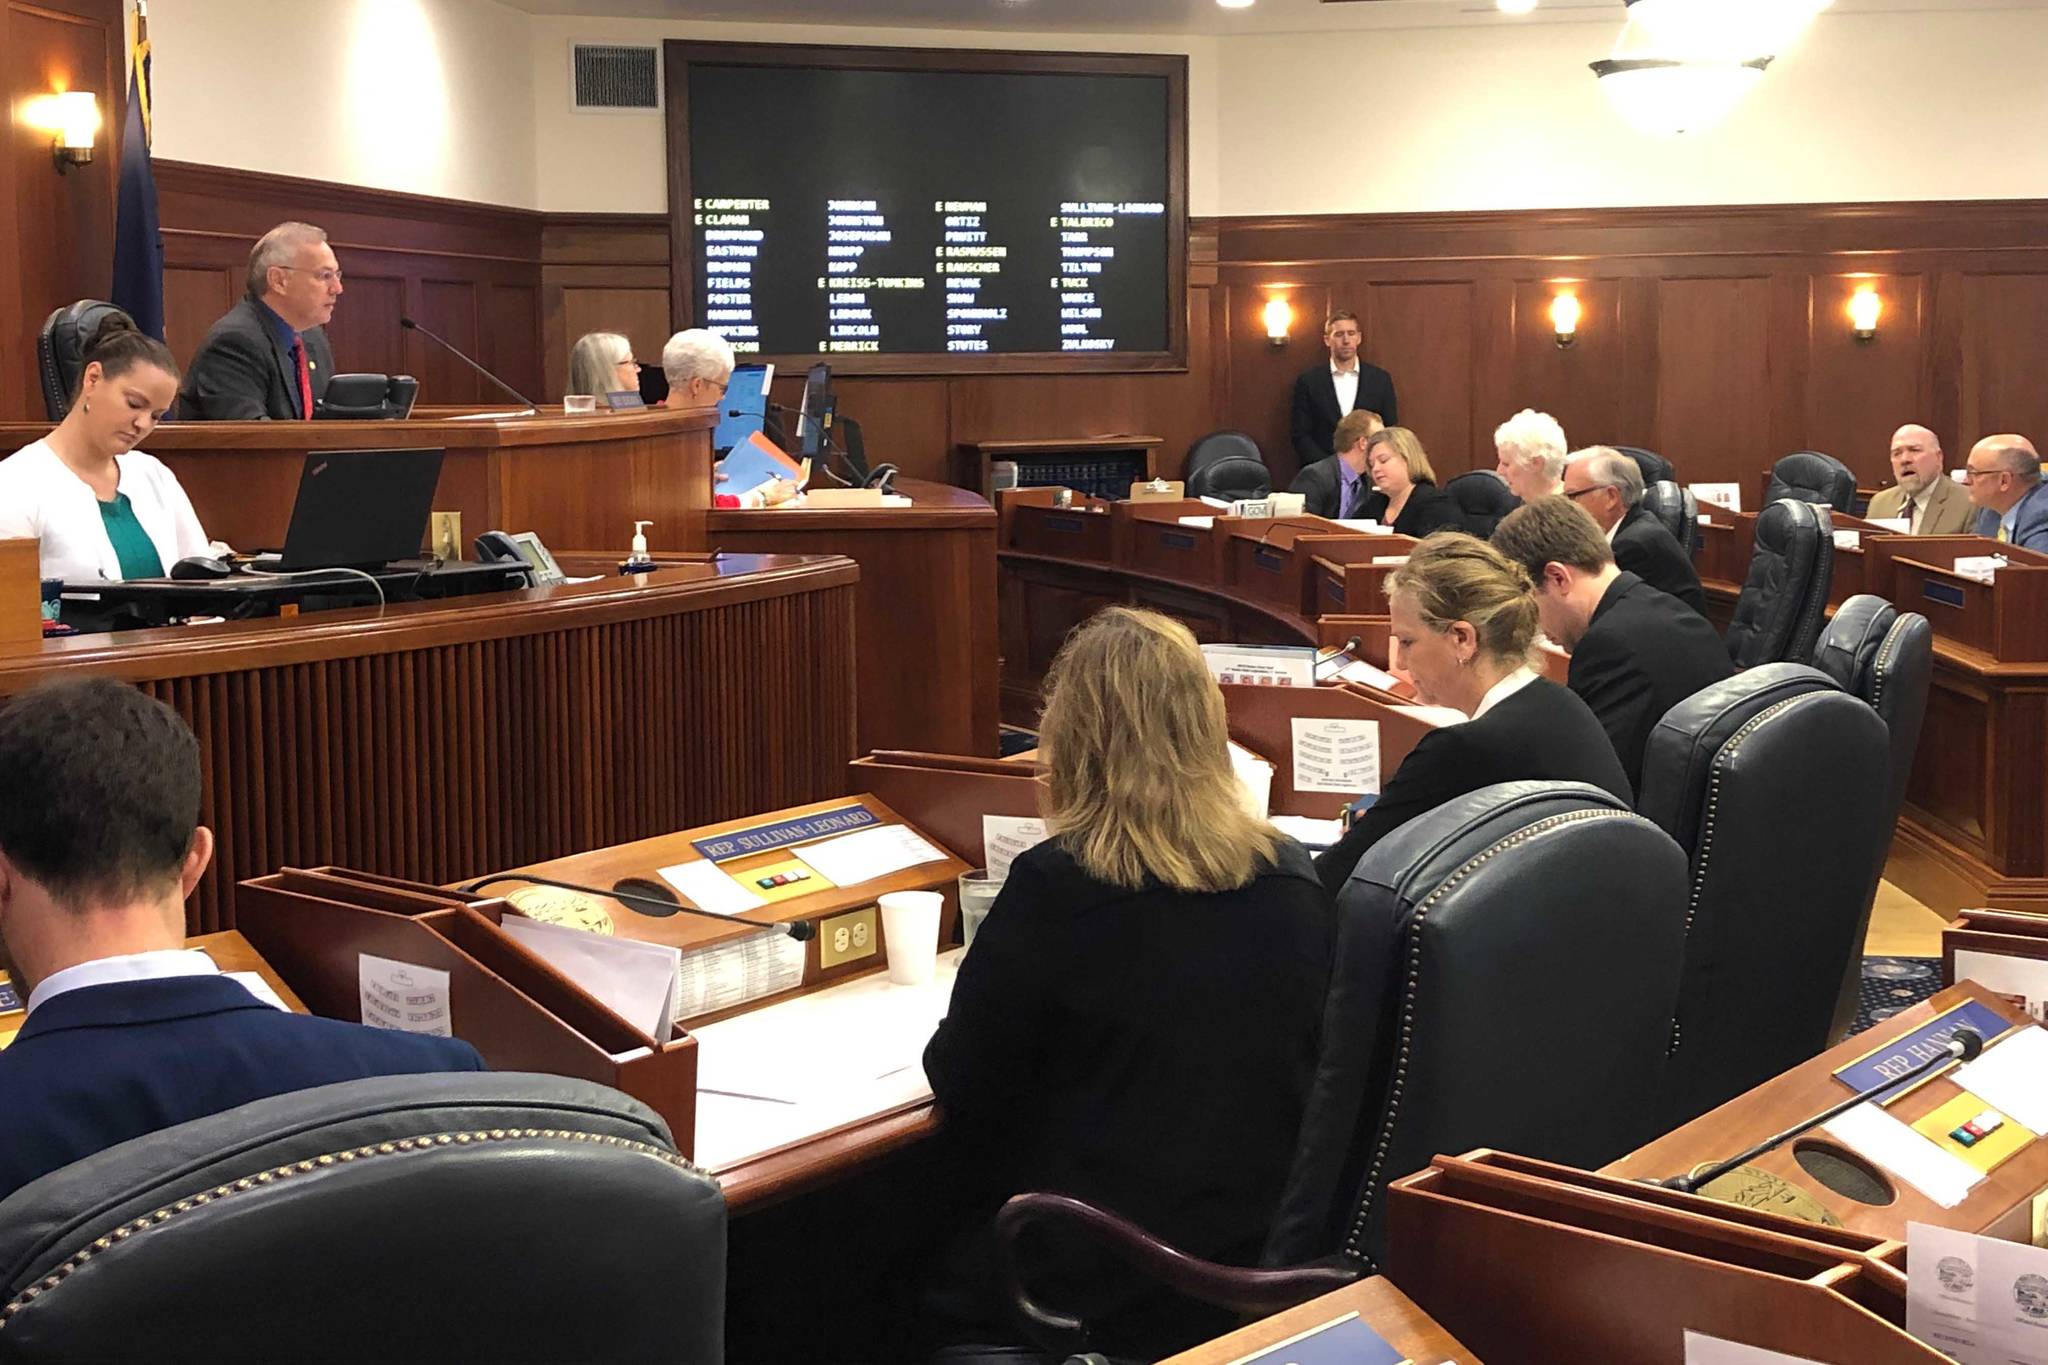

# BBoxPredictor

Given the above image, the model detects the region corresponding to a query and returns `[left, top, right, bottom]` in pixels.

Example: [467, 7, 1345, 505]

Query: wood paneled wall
[1, 0, 125, 420]
[1212, 202, 2048, 490]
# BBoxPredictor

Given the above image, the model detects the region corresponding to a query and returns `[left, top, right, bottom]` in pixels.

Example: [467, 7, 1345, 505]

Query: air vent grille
[572, 44, 659, 111]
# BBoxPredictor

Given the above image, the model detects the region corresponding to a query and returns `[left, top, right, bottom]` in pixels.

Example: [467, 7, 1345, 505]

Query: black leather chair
[1812, 595, 1937, 1038]
[1637, 665, 1892, 1126]
[1765, 450, 1857, 510]
[1444, 469, 1519, 537]
[1183, 431, 1271, 503]
[986, 783, 1690, 1357]
[1724, 499, 1834, 668]
[1642, 480, 1700, 556]
[35, 300, 130, 421]
[0, 1073, 726, 1363]
[1613, 445, 1675, 487]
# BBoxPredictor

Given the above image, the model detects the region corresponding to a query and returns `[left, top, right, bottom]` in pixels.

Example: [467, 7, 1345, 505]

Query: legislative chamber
[3, 0, 2048, 1361]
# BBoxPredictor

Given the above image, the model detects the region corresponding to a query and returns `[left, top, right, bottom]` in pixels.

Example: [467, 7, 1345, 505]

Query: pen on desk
[696, 1088, 799, 1105]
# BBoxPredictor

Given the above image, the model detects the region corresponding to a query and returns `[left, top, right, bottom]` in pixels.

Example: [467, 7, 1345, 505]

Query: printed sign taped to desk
[692, 804, 880, 863]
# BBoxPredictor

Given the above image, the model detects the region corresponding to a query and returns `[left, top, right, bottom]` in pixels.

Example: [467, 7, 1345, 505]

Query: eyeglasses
[279, 266, 344, 287]
[1562, 485, 1607, 501]
[1960, 467, 2004, 482]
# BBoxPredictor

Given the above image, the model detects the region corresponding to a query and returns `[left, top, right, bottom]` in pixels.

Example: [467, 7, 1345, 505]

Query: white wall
[1213, 8, 2048, 215]
[526, 16, 1219, 216]
[148, 0, 538, 209]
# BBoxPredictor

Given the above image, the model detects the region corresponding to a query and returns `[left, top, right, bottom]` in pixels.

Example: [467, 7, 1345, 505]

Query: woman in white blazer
[0, 312, 209, 583]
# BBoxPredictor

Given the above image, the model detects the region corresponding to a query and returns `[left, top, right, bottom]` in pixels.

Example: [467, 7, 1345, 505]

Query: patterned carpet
[1853, 956, 1945, 1036]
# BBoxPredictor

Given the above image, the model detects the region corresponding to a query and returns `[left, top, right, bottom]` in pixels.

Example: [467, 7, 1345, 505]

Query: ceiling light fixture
[1588, 0, 1827, 136]
[1216, 0, 1255, 9]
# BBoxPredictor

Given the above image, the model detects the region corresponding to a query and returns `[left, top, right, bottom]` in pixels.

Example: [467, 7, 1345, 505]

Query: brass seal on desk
[503, 885, 616, 935]
[1690, 1164, 1842, 1227]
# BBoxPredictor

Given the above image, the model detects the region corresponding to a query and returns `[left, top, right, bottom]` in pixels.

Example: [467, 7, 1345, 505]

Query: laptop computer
[260, 447, 447, 571]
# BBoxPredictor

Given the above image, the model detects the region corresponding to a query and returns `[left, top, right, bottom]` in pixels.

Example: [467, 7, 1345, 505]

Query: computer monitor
[275, 448, 446, 571]
[796, 363, 833, 459]
[713, 362, 773, 453]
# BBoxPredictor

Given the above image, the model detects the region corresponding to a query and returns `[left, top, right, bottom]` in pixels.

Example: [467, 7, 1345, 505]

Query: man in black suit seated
[0, 679, 483, 1202]
[1493, 496, 1733, 798]
[1289, 309, 1396, 473]
[1562, 446, 1707, 617]
[1288, 409, 1381, 519]
[178, 221, 342, 420]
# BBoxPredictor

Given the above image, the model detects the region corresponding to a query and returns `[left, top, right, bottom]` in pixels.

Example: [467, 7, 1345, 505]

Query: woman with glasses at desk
[565, 331, 641, 406]
[0, 311, 210, 584]
[921, 606, 1334, 1360]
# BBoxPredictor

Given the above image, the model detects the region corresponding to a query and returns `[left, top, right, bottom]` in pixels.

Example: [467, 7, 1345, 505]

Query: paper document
[1176, 515, 1216, 529]
[1199, 495, 1231, 509]
[501, 914, 681, 1039]
[1201, 643, 1316, 688]
[357, 955, 452, 1036]
[1822, 1102, 1982, 1207]
[1271, 815, 1345, 850]
[1833, 530, 1862, 552]
[1906, 1220, 2048, 1365]
[1866, 515, 1911, 533]
[1369, 555, 1410, 567]
[226, 971, 291, 1012]
[1953, 950, 2048, 1026]
[659, 859, 768, 915]
[672, 931, 808, 1021]
[1334, 658, 1403, 691]
[1690, 482, 1742, 512]
[1291, 717, 1382, 795]
[981, 814, 1047, 880]
[1331, 519, 1388, 534]
[1951, 1026, 2048, 1132]
[1229, 741, 1275, 820]
[1954, 555, 2006, 584]
[1682, 1333, 1826, 1364]
[793, 823, 948, 887]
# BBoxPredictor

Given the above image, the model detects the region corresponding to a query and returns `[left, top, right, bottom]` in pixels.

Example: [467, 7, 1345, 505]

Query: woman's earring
[82, 398, 91, 414]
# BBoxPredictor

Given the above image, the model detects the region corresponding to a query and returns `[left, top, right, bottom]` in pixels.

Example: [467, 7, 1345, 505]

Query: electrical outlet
[430, 511, 462, 561]
[817, 906, 879, 969]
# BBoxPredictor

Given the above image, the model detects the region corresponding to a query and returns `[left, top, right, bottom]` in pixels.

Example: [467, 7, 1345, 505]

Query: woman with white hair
[565, 332, 640, 403]
[1493, 408, 1569, 502]
[662, 328, 797, 507]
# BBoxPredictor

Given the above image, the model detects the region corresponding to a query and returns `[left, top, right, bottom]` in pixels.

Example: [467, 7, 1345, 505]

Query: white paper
[1198, 495, 1231, 509]
[1333, 657, 1403, 691]
[1369, 555, 1410, 567]
[501, 914, 682, 1039]
[1691, 482, 1742, 512]
[981, 814, 1047, 881]
[1269, 492, 1305, 517]
[1822, 1102, 1983, 1208]
[793, 823, 948, 887]
[1332, 519, 1389, 534]
[1867, 515, 1912, 534]
[1908, 1222, 1990, 1364]
[225, 971, 291, 1012]
[1951, 1026, 2048, 1132]
[1229, 497, 1275, 519]
[672, 931, 808, 1021]
[1201, 643, 1316, 688]
[1229, 741, 1275, 820]
[1271, 815, 1345, 849]
[658, 859, 767, 914]
[1291, 717, 1382, 795]
[1954, 950, 2048, 1026]
[1391, 702, 1468, 727]
[1954, 555, 2007, 584]
[1176, 515, 1216, 529]
[1833, 530, 1862, 552]
[357, 955, 452, 1037]
[1682, 1333, 1826, 1365]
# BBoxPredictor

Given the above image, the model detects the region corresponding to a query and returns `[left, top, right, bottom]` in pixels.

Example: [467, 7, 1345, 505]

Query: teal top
[97, 494, 164, 581]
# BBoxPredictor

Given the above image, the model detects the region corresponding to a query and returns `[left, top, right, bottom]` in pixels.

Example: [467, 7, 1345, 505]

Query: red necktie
[293, 340, 313, 420]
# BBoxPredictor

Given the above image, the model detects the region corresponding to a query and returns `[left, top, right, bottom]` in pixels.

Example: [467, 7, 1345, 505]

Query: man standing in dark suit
[178, 221, 342, 420]
[1562, 446, 1707, 617]
[0, 679, 482, 1202]
[1289, 310, 1396, 473]
[1494, 496, 1733, 797]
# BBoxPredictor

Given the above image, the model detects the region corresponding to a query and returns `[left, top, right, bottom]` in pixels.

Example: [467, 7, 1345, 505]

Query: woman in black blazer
[923, 607, 1334, 1358]
[1313, 534, 1630, 896]
[1357, 425, 1467, 537]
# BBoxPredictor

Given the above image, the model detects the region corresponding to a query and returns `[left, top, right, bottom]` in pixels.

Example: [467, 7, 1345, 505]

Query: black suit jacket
[1289, 455, 1357, 519]
[1360, 483, 1467, 537]
[0, 975, 483, 1202]
[1612, 505, 1706, 617]
[1313, 677, 1630, 896]
[1566, 571, 1735, 799]
[178, 296, 336, 421]
[1289, 363, 1397, 469]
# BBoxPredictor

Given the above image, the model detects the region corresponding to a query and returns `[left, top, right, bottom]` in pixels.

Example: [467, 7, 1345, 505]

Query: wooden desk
[956, 433, 1162, 501]
[1158, 1278, 1480, 1364]
[707, 476, 999, 756]
[0, 405, 716, 556]
[0, 555, 859, 934]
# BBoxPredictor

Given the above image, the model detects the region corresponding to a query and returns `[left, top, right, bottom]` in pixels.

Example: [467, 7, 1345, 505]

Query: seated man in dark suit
[1562, 446, 1707, 617]
[178, 221, 342, 420]
[1289, 309, 1396, 472]
[1288, 409, 1381, 519]
[1493, 496, 1734, 798]
[0, 678, 482, 1201]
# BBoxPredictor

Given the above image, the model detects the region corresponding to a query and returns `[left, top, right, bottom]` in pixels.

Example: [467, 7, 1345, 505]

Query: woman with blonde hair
[564, 331, 639, 404]
[1358, 425, 1466, 536]
[922, 606, 1332, 1358]
[1312, 533, 1628, 895]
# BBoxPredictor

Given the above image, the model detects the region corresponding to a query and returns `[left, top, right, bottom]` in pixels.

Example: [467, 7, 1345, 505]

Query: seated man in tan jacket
[1867, 424, 1974, 534]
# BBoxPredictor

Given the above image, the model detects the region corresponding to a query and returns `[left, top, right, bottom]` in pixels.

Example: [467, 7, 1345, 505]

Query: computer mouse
[169, 555, 234, 580]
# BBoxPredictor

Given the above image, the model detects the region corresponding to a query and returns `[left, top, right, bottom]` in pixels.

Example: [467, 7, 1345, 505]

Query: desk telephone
[475, 530, 565, 587]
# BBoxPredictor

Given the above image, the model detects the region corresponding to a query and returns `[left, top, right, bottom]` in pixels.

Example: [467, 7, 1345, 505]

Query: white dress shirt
[1471, 665, 1539, 720]
[0, 439, 210, 582]
[25, 948, 219, 1017]
[1330, 360, 1360, 417]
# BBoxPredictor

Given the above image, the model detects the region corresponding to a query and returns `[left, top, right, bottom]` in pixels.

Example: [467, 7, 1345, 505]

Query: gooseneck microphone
[1314, 637, 1364, 676]
[399, 316, 537, 413]
[462, 871, 817, 941]
[1660, 1027, 1985, 1195]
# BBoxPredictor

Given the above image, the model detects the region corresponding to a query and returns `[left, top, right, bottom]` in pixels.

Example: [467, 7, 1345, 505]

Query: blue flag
[110, 10, 163, 340]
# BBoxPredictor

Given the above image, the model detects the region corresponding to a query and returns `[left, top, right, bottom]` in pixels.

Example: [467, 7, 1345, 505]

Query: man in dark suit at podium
[0, 679, 483, 1202]
[1494, 497, 1732, 797]
[1289, 310, 1397, 472]
[178, 221, 342, 420]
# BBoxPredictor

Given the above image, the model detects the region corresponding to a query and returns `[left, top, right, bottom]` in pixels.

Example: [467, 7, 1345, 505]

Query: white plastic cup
[563, 394, 598, 414]
[879, 890, 943, 985]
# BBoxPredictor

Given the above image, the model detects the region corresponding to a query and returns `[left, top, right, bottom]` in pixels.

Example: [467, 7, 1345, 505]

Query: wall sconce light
[1848, 284, 1882, 342]
[1550, 291, 1582, 348]
[26, 91, 100, 171]
[1263, 297, 1292, 349]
